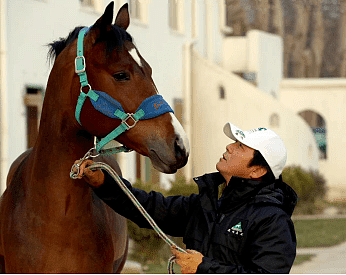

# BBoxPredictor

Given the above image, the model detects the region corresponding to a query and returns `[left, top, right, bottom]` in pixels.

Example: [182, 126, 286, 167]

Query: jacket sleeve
[197, 208, 296, 274]
[245, 209, 296, 273]
[92, 171, 200, 237]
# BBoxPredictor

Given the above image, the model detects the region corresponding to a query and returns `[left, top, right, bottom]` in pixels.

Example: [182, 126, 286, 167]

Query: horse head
[49, 2, 189, 173]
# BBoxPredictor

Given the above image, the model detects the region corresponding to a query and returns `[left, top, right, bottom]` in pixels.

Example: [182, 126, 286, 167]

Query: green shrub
[283, 166, 315, 202]
[309, 169, 327, 199]
[282, 166, 326, 214]
[127, 219, 166, 264]
[166, 175, 198, 196]
[127, 177, 196, 265]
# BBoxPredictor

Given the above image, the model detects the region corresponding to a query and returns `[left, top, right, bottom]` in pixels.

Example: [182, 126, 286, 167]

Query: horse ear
[87, 2, 114, 43]
[114, 3, 130, 30]
[94, 1, 114, 28]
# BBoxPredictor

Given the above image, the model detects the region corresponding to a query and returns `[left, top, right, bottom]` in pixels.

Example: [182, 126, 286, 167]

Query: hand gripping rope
[70, 153, 186, 274]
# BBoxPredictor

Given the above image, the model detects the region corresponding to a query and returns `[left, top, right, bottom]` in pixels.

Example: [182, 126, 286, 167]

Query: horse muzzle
[147, 120, 190, 174]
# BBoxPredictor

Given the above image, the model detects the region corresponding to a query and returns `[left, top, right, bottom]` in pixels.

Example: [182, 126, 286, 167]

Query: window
[219, 85, 226, 99]
[169, 0, 179, 31]
[269, 113, 279, 128]
[169, 0, 184, 33]
[191, 0, 198, 38]
[128, 0, 149, 24]
[220, 0, 233, 35]
[135, 153, 160, 184]
[129, 0, 141, 20]
[243, 72, 257, 85]
[24, 87, 44, 148]
[299, 110, 327, 160]
[80, 0, 93, 7]
[80, 0, 104, 14]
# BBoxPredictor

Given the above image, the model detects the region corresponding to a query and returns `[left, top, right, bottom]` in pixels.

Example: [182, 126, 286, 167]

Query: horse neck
[28, 63, 94, 202]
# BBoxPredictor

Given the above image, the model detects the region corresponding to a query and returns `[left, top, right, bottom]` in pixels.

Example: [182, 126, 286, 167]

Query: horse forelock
[97, 25, 133, 56]
[47, 25, 133, 63]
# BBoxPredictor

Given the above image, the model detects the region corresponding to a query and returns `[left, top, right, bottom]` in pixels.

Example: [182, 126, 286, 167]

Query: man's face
[216, 141, 256, 184]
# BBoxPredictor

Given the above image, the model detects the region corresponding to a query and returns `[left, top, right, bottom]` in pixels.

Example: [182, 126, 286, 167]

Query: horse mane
[48, 25, 133, 62]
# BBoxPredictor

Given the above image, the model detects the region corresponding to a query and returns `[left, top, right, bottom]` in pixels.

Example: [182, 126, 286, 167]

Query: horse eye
[113, 72, 130, 81]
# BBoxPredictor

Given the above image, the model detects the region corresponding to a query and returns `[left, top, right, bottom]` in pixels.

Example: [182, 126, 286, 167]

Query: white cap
[223, 122, 287, 179]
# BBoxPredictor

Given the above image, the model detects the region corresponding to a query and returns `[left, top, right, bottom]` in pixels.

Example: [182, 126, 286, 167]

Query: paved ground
[291, 209, 346, 274]
[290, 241, 346, 274]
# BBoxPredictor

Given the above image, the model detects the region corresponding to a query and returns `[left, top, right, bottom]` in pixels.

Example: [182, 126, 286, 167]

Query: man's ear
[250, 166, 267, 180]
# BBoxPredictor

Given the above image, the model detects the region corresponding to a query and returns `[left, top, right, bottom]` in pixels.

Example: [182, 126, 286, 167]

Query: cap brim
[223, 122, 242, 142]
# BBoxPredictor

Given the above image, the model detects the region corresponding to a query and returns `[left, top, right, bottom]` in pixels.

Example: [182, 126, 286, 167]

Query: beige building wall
[280, 79, 346, 200]
[189, 50, 319, 178]
[222, 30, 283, 98]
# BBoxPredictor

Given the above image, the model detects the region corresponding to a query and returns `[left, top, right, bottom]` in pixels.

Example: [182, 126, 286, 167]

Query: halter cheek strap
[74, 27, 174, 154]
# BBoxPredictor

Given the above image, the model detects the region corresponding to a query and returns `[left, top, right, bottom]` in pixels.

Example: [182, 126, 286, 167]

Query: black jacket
[93, 172, 297, 273]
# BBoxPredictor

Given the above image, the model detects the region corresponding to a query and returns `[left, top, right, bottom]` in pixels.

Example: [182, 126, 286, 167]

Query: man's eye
[113, 72, 130, 81]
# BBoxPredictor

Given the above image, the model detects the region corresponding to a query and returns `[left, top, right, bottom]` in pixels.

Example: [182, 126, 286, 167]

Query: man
[75, 122, 297, 273]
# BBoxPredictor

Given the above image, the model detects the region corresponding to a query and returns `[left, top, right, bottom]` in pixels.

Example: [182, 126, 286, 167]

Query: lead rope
[70, 155, 186, 273]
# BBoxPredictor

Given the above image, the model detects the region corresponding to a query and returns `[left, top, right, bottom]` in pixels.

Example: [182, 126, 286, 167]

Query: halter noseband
[74, 27, 174, 154]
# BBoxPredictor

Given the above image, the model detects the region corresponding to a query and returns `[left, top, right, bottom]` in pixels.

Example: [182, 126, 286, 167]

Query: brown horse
[0, 2, 189, 273]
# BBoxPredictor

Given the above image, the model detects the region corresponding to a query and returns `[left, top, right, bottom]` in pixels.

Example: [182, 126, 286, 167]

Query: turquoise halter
[74, 27, 174, 154]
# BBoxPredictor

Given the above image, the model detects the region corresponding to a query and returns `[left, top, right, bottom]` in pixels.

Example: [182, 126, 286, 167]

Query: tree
[225, 0, 346, 78]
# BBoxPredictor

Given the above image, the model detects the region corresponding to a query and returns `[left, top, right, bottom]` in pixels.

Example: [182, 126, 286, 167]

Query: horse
[0, 2, 189, 273]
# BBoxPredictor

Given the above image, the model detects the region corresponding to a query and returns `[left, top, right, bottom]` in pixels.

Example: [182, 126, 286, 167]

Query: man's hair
[248, 150, 275, 182]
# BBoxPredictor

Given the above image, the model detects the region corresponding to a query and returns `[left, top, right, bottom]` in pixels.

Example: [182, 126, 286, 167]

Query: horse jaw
[147, 114, 190, 174]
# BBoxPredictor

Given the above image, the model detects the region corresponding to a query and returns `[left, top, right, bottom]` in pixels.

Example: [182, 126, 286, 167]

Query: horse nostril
[174, 136, 186, 159]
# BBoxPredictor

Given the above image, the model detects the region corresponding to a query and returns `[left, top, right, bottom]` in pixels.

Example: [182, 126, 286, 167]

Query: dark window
[24, 86, 43, 148]
[219, 86, 226, 99]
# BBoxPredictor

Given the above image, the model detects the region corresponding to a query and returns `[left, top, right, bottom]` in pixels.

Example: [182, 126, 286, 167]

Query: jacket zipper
[206, 212, 225, 255]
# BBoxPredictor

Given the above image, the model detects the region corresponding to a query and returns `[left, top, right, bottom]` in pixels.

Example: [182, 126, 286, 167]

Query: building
[1, 0, 328, 198]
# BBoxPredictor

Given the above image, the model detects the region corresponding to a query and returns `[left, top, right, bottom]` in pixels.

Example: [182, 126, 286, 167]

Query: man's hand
[171, 247, 203, 274]
[72, 159, 105, 188]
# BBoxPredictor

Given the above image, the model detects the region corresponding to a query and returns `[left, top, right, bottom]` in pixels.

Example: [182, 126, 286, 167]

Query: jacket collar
[193, 172, 224, 211]
[219, 176, 268, 212]
[193, 172, 297, 216]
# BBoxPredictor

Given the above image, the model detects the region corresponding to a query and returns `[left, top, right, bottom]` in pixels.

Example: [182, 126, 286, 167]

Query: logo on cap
[235, 130, 245, 139]
[249, 127, 267, 133]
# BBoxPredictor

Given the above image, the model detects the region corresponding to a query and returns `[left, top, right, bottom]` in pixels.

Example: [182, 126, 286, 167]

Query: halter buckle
[75, 56, 86, 74]
[123, 113, 138, 129]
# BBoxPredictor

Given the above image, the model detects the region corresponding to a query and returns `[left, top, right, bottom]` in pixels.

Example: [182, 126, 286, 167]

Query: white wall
[280, 78, 346, 200]
[4, 0, 322, 195]
[4, 0, 195, 187]
[6, 0, 109, 168]
[190, 51, 319, 178]
[0, 0, 9, 193]
[222, 30, 283, 98]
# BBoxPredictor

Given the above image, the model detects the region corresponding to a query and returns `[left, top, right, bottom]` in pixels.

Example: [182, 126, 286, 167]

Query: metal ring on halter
[80, 84, 92, 93]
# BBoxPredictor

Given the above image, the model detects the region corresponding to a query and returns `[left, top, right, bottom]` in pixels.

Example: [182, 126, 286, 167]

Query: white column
[0, 0, 8, 194]
[205, 0, 213, 61]
[182, 41, 196, 180]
